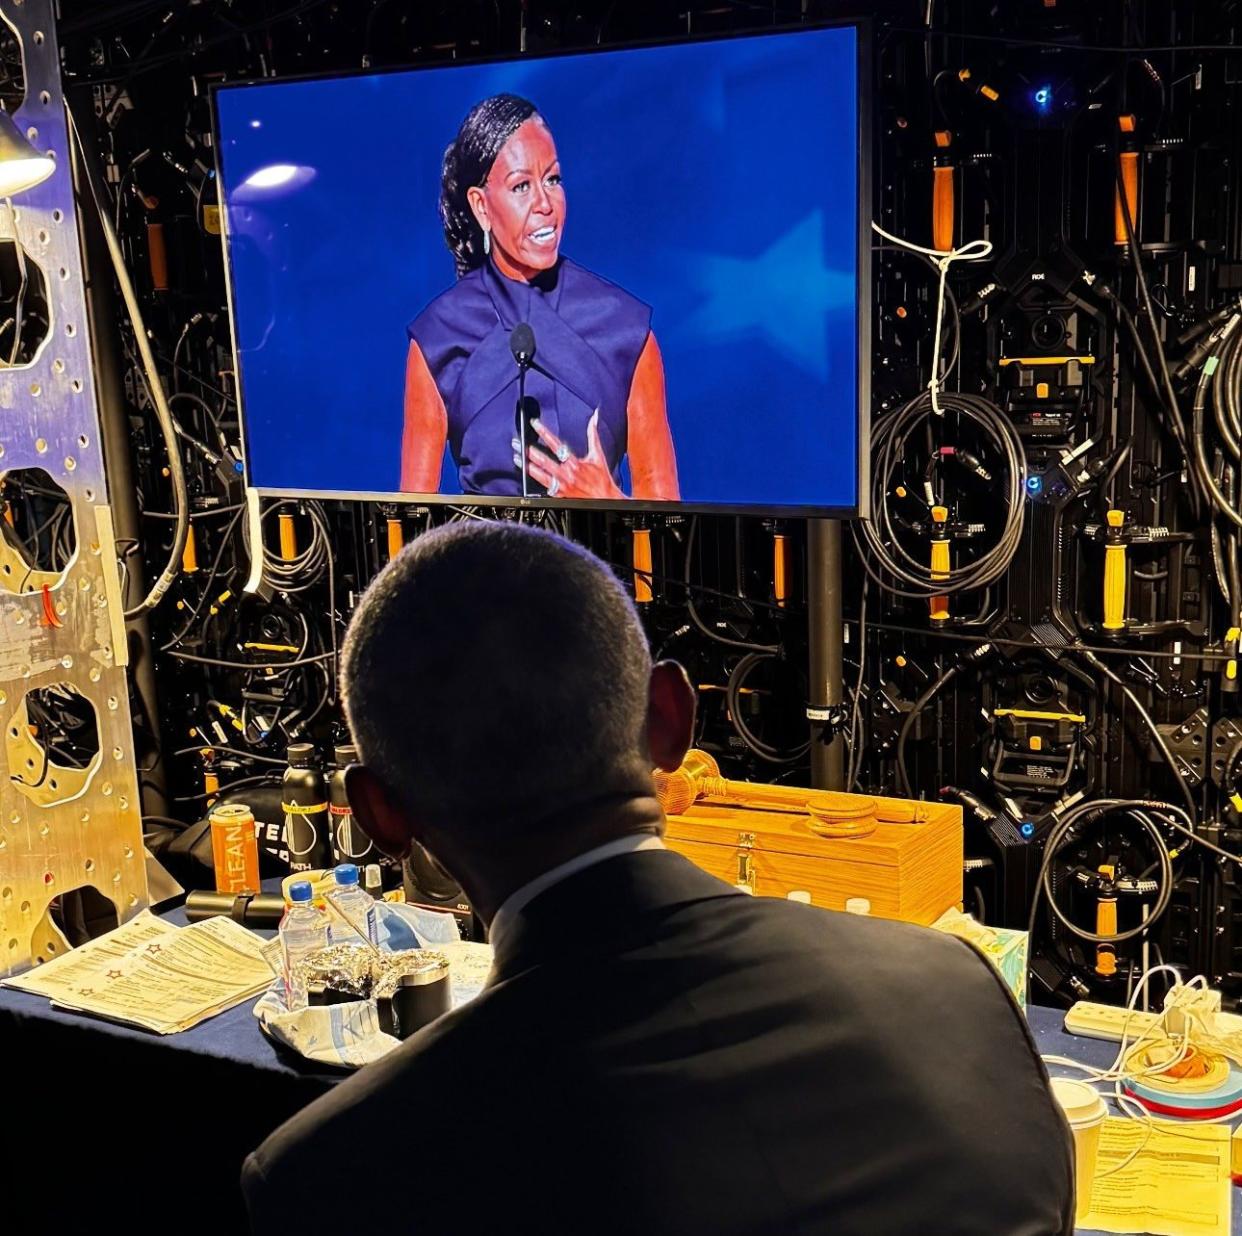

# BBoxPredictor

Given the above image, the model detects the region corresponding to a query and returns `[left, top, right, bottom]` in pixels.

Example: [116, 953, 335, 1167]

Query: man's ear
[343, 764, 417, 861]
[648, 660, 696, 773]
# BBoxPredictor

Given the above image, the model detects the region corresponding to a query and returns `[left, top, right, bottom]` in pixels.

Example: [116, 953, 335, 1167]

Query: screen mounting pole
[807, 518, 845, 790]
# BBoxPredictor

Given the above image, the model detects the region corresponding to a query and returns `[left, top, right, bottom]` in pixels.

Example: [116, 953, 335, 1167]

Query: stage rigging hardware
[0, 0, 148, 979]
[17, 0, 1242, 1012]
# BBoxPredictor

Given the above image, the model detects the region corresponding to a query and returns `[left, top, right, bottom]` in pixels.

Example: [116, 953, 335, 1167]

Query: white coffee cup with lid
[1050, 1077, 1107, 1221]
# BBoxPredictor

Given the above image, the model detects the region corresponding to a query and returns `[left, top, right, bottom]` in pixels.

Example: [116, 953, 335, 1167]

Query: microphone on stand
[510, 321, 536, 368]
[510, 322, 538, 497]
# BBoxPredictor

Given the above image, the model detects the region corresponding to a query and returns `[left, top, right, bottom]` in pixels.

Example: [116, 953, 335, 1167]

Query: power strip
[1065, 999, 1242, 1043]
[1063, 1002, 1162, 1042]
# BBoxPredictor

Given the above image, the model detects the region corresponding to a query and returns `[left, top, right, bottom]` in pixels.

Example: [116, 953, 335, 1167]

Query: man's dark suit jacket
[244, 850, 1074, 1234]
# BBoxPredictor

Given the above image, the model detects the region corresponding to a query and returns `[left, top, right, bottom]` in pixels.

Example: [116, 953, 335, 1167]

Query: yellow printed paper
[1079, 1118, 1230, 1236]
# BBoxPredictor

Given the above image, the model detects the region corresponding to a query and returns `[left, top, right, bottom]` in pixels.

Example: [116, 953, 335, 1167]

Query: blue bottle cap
[334, 863, 360, 886]
[289, 880, 313, 902]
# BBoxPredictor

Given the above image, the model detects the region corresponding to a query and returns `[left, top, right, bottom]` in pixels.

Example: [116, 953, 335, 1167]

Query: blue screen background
[216, 26, 860, 508]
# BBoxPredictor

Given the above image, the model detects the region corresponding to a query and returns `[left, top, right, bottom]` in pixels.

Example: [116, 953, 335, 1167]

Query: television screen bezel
[211, 19, 872, 519]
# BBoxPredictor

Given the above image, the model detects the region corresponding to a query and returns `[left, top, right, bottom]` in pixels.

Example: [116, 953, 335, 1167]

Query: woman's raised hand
[513, 411, 625, 500]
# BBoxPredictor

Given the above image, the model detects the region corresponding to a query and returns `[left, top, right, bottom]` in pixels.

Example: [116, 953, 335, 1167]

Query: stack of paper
[1080, 1118, 1231, 1236]
[2, 911, 276, 1034]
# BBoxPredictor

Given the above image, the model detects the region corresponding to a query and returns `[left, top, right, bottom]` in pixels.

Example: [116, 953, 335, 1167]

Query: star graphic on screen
[680, 211, 855, 382]
[146, 943, 162, 955]
[106, 969, 123, 980]
[78, 987, 95, 997]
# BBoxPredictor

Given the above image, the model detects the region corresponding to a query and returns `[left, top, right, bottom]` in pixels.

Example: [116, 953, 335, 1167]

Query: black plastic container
[376, 961, 452, 1039]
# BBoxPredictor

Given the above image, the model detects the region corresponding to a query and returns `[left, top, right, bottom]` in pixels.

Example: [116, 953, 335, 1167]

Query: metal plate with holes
[1211, 717, 1242, 790]
[0, 0, 147, 977]
[1162, 705, 1209, 789]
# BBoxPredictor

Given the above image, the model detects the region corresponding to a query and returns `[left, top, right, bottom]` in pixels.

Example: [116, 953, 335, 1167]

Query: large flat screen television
[214, 23, 869, 515]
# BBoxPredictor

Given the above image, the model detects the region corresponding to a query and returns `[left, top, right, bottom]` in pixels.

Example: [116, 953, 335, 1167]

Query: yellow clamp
[633, 527, 653, 604]
[932, 165, 955, 252]
[386, 518, 404, 561]
[213, 701, 245, 733]
[929, 506, 950, 624]
[1102, 510, 1127, 631]
[772, 531, 789, 609]
[1225, 626, 1240, 688]
[279, 512, 298, 562]
[1116, 148, 1139, 246]
[1095, 864, 1118, 977]
[932, 132, 955, 252]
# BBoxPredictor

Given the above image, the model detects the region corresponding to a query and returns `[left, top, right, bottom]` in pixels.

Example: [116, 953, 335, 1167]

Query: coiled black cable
[726, 652, 810, 764]
[854, 390, 1026, 600]
[1027, 799, 1175, 946]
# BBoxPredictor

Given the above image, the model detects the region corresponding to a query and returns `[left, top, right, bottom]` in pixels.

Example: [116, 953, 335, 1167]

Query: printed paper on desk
[1079, 1118, 1230, 1236]
[2, 912, 274, 1034]
[1, 911, 178, 1000]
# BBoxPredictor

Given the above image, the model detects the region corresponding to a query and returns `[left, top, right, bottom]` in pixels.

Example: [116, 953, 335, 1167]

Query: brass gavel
[655, 749, 928, 838]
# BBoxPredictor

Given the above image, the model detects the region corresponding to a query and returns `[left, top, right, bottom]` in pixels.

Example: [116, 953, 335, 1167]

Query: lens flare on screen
[236, 163, 316, 197]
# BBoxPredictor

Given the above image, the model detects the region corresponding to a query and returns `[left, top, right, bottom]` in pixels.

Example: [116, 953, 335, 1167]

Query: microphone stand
[516, 359, 531, 498]
[515, 359, 556, 497]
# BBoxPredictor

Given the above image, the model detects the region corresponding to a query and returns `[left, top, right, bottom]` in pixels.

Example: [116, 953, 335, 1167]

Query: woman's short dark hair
[440, 93, 539, 278]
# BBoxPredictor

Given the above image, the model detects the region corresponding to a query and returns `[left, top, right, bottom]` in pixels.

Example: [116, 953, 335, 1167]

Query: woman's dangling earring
[483, 227, 491, 256]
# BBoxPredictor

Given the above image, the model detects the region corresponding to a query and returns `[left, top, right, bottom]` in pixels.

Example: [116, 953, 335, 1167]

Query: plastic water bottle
[327, 863, 379, 948]
[279, 880, 329, 1011]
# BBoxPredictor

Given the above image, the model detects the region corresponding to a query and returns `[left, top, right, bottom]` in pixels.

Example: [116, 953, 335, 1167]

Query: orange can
[210, 803, 260, 893]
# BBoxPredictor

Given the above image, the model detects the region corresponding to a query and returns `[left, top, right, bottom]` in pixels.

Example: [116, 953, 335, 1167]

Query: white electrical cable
[66, 106, 189, 618]
[871, 221, 993, 414]
[1042, 966, 1242, 1180]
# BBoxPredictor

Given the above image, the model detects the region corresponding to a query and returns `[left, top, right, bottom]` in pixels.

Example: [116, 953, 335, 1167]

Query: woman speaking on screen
[401, 93, 680, 500]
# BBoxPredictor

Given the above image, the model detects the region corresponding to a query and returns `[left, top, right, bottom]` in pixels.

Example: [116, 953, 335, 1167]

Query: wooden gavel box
[659, 755, 963, 925]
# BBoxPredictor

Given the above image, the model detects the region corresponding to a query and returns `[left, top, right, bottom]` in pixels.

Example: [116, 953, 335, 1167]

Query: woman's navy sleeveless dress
[407, 257, 652, 496]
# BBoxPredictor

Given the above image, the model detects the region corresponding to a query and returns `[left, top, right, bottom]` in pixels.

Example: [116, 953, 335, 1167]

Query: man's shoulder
[250, 988, 512, 1180]
[244, 976, 576, 1230]
[710, 894, 1027, 1019]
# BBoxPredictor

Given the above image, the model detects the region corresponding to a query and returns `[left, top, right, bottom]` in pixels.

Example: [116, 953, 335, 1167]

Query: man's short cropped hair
[341, 521, 653, 828]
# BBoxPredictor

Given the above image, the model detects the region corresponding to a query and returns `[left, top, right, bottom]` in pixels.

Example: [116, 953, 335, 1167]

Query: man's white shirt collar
[489, 834, 666, 945]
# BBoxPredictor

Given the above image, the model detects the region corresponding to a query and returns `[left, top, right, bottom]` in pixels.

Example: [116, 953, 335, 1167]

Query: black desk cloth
[3, 897, 1218, 1236]
[0, 901, 340, 1233]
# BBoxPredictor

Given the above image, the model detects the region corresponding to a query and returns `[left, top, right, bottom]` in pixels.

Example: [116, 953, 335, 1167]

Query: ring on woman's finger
[554, 443, 571, 463]
[546, 477, 561, 497]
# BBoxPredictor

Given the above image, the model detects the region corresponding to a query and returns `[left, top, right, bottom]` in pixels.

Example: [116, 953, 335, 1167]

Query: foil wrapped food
[295, 944, 449, 1003]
